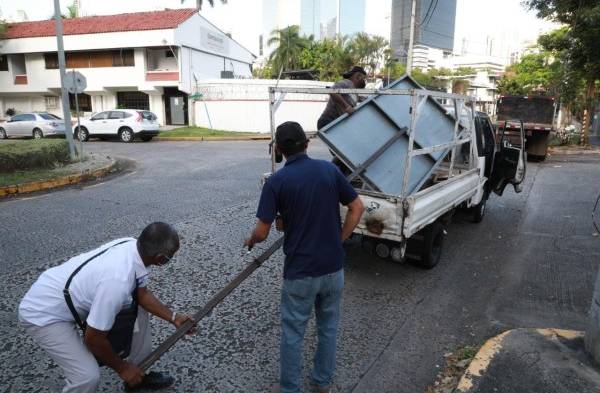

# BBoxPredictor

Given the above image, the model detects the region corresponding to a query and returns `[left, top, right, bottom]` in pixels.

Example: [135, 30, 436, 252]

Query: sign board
[63, 71, 87, 94]
[201, 27, 229, 55]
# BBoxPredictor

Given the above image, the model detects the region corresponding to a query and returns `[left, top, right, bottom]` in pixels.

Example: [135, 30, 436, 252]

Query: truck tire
[419, 222, 445, 269]
[471, 191, 489, 223]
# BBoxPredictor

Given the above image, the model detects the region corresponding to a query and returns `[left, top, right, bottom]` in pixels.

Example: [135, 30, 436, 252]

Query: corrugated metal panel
[318, 75, 459, 196]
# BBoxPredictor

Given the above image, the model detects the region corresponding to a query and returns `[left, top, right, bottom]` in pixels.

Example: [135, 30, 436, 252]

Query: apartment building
[0, 8, 255, 125]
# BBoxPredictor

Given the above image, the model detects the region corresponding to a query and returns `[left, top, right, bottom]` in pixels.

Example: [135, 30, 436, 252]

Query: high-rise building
[390, 0, 457, 61]
[261, 0, 366, 58]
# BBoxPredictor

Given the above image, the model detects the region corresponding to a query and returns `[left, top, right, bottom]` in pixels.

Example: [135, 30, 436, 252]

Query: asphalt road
[1, 140, 599, 393]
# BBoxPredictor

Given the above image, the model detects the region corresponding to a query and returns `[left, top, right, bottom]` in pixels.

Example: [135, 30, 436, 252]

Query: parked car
[75, 109, 159, 143]
[0, 112, 65, 139]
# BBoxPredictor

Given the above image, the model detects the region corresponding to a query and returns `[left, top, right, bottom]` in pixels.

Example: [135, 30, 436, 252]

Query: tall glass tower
[390, 0, 457, 60]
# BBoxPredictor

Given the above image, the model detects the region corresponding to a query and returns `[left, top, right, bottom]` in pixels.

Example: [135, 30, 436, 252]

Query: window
[0, 55, 8, 71]
[44, 50, 134, 69]
[112, 50, 134, 67]
[140, 111, 157, 121]
[91, 112, 109, 121]
[23, 114, 36, 121]
[39, 113, 62, 120]
[108, 111, 133, 119]
[45, 96, 58, 109]
[116, 91, 149, 110]
[69, 93, 92, 112]
[165, 50, 174, 58]
[66, 52, 90, 68]
[10, 114, 26, 122]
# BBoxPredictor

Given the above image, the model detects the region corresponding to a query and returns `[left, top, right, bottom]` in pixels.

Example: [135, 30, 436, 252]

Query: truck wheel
[419, 222, 445, 269]
[471, 195, 488, 224]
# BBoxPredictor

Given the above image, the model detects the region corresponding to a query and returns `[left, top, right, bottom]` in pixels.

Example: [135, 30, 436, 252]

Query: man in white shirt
[18, 222, 194, 392]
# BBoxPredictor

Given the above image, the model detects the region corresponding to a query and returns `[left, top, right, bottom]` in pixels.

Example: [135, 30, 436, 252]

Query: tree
[181, 0, 227, 10]
[66, 2, 78, 18]
[268, 25, 312, 74]
[496, 51, 560, 95]
[525, 0, 600, 143]
[298, 37, 354, 81]
[348, 33, 389, 76]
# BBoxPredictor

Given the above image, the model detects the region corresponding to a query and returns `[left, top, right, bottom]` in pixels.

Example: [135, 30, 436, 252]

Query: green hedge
[0, 140, 71, 172]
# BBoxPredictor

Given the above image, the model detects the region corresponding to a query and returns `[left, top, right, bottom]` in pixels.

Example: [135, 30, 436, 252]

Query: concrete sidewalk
[456, 328, 600, 393]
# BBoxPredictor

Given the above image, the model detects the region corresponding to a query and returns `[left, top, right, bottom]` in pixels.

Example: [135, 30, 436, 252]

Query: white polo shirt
[18, 238, 149, 331]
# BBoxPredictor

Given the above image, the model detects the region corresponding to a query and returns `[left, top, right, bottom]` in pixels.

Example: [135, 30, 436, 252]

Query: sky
[0, 0, 560, 61]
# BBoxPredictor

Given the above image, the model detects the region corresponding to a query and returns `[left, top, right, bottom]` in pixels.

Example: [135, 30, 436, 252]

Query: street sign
[63, 71, 87, 94]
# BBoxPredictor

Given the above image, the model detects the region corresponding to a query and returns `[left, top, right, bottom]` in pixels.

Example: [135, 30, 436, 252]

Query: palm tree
[181, 0, 227, 10]
[66, 2, 78, 18]
[349, 33, 389, 76]
[268, 25, 312, 74]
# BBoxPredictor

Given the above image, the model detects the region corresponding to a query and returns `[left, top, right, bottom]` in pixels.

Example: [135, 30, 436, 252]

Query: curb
[0, 158, 120, 198]
[155, 136, 271, 142]
[549, 147, 600, 155]
[455, 328, 583, 392]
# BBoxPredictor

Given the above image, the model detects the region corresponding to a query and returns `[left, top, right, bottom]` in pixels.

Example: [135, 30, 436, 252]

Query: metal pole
[73, 71, 83, 158]
[269, 88, 276, 174]
[406, 0, 417, 75]
[53, 0, 76, 159]
[137, 236, 284, 372]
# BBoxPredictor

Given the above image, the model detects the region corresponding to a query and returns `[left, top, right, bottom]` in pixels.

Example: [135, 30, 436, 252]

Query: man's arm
[137, 287, 195, 332]
[331, 93, 355, 114]
[84, 328, 143, 386]
[244, 220, 272, 250]
[341, 196, 364, 242]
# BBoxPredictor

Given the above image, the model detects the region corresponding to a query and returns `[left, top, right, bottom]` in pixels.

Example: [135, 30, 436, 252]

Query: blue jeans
[280, 269, 344, 393]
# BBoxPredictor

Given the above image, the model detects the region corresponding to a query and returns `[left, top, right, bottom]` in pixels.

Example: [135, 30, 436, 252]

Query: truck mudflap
[403, 169, 480, 238]
[341, 193, 404, 242]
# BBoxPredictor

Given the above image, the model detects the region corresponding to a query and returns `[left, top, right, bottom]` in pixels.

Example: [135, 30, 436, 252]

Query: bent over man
[317, 65, 367, 130]
[245, 122, 364, 393]
[18, 222, 193, 392]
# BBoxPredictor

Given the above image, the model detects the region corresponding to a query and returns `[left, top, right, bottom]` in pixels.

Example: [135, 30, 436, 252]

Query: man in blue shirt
[245, 122, 364, 393]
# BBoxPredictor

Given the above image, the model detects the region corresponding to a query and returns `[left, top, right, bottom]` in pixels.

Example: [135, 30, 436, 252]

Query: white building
[411, 45, 454, 72]
[0, 9, 255, 125]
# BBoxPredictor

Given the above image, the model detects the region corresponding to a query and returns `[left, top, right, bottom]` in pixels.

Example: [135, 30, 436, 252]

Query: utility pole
[53, 0, 77, 159]
[406, 0, 417, 75]
[337, 0, 341, 39]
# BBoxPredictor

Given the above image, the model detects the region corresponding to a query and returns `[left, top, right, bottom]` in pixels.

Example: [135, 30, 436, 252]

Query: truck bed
[342, 169, 480, 242]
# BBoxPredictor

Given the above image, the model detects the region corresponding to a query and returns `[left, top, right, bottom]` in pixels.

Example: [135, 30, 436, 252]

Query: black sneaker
[124, 371, 175, 391]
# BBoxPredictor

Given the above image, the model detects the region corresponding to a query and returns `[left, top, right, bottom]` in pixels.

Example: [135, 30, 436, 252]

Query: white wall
[175, 13, 255, 64]
[0, 29, 176, 54]
[193, 79, 331, 133]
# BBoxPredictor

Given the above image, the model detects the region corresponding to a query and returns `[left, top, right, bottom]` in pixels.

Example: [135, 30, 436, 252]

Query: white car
[0, 112, 65, 139]
[75, 109, 159, 143]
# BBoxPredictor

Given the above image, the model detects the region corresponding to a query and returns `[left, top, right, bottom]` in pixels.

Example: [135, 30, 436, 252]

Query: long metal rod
[409, 138, 470, 156]
[268, 88, 277, 174]
[53, 0, 76, 159]
[269, 87, 472, 101]
[137, 236, 284, 372]
[401, 93, 420, 198]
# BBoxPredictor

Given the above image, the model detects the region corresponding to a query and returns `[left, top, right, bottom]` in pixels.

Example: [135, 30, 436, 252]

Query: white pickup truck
[267, 76, 526, 269]
[342, 107, 526, 268]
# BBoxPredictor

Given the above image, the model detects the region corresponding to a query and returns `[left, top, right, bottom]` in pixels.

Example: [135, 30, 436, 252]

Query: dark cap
[275, 121, 307, 149]
[343, 65, 367, 79]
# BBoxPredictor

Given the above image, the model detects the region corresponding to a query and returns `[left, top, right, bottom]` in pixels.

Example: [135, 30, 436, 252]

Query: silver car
[0, 112, 66, 139]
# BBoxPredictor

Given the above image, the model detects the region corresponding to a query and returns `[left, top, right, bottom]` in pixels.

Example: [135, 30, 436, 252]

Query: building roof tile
[4, 8, 197, 39]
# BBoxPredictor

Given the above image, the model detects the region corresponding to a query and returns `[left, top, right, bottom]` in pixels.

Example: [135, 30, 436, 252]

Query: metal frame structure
[267, 86, 478, 199]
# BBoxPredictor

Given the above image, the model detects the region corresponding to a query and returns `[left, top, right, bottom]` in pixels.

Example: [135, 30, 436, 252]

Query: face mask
[357, 79, 366, 88]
